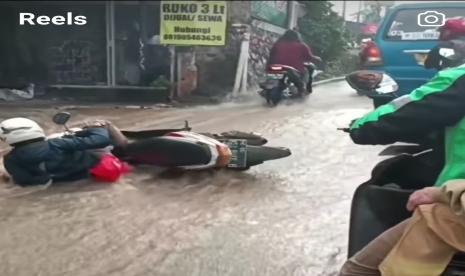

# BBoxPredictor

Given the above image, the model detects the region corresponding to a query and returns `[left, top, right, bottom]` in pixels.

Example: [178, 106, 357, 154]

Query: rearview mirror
[52, 112, 71, 125]
[346, 70, 398, 94]
[375, 74, 398, 94]
[439, 47, 455, 58]
[346, 70, 383, 91]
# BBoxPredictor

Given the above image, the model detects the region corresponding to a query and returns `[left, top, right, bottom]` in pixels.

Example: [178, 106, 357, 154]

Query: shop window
[0, 2, 107, 86]
[115, 2, 171, 86]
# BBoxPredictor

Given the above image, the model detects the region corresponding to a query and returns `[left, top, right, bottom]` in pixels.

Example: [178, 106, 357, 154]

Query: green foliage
[150, 75, 171, 89]
[297, 1, 352, 61]
[315, 50, 360, 80]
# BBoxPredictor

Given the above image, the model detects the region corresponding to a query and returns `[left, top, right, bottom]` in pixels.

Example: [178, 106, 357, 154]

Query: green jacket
[350, 64, 465, 186]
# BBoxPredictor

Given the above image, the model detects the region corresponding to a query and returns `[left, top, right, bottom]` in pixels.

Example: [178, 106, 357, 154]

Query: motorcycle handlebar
[337, 127, 350, 133]
[304, 61, 325, 71]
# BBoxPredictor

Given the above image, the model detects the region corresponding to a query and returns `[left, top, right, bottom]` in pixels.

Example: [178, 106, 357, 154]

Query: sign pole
[240, 33, 250, 94]
[176, 52, 182, 98]
[232, 41, 245, 96]
[169, 46, 176, 99]
[342, 0, 347, 22]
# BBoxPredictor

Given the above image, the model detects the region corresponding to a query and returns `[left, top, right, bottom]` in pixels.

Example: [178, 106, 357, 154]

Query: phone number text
[163, 34, 222, 41]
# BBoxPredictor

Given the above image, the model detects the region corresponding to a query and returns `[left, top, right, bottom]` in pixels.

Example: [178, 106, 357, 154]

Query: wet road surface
[0, 81, 383, 276]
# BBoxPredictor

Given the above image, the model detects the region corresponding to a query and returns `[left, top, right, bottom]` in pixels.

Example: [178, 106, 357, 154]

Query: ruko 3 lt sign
[160, 1, 227, 46]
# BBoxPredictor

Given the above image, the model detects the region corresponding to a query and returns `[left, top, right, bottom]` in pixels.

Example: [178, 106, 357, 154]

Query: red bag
[89, 154, 131, 183]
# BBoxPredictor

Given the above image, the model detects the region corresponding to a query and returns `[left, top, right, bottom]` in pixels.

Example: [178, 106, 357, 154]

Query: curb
[313, 76, 346, 86]
[0, 77, 347, 109]
[0, 102, 174, 110]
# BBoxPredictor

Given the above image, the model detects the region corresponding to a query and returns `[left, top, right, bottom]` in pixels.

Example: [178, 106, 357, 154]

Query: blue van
[361, 2, 465, 104]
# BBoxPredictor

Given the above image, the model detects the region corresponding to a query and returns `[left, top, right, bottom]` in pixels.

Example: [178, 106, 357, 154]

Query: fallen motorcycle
[258, 62, 322, 106]
[51, 112, 292, 171]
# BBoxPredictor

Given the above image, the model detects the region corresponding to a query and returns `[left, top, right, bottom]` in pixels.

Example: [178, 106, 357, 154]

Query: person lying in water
[0, 118, 129, 186]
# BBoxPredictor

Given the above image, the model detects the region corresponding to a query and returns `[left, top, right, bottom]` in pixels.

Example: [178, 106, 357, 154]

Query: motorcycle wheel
[245, 145, 291, 167]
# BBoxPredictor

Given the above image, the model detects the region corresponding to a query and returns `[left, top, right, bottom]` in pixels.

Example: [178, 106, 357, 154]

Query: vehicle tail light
[267, 65, 286, 74]
[270, 66, 283, 71]
[215, 144, 232, 167]
[361, 41, 383, 66]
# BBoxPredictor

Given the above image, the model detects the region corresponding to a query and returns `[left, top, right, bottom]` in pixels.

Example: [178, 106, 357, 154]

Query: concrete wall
[248, 20, 285, 87]
[194, 1, 251, 97]
[194, 1, 300, 96]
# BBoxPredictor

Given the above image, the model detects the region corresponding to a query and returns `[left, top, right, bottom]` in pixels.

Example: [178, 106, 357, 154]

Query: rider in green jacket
[350, 19, 465, 187]
[340, 18, 465, 276]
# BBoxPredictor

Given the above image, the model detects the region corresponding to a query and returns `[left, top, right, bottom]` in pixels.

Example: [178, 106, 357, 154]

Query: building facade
[0, 1, 301, 101]
[196, 1, 302, 96]
[0, 1, 172, 101]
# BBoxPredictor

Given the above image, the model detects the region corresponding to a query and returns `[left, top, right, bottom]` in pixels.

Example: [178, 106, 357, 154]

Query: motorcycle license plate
[267, 73, 283, 80]
[223, 139, 247, 168]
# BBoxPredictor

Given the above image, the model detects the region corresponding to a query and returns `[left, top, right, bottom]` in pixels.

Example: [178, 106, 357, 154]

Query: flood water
[0, 81, 382, 276]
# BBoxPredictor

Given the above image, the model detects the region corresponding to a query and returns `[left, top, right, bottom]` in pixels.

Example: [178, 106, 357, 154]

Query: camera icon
[418, 11, 445, 27]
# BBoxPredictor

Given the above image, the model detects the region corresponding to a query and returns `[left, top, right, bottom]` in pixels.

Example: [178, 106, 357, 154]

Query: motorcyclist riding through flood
[267, 29, 323, 95]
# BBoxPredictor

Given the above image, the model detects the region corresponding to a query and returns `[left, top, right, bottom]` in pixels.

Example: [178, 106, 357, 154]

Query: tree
[297, 1, 351, 61]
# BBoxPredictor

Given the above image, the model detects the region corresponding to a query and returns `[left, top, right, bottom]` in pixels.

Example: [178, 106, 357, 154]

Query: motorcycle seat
[114, 136, 212, 167]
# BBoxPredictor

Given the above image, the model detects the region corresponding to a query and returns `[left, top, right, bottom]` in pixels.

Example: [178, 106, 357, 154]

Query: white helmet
[0, 118, 45, 145]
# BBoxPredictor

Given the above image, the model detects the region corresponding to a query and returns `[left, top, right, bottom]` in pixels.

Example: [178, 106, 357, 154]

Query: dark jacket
[3, 127, 111, 186]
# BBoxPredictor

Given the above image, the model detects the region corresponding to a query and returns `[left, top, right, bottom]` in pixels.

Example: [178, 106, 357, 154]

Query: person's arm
[302, 44, 322, 64]
[409, 179, 465, 214]
[424, 46, 441, 70]
[106, 122, 129, 147]
[3, 156, 51, 186]
[50, 127, 112, 151]
[267, 44, 277, 68]
[350, 71, 465, 145]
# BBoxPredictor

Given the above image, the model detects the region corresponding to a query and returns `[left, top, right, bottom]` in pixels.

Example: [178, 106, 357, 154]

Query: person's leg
[305, 67, 313, 93]
[339, 218, 410, 276]
[286, 69, 305, 95]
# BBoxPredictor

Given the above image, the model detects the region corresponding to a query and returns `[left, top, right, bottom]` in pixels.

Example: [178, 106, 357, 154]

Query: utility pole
[356, 0, 363, 23]
[342, 0, 347, 21]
